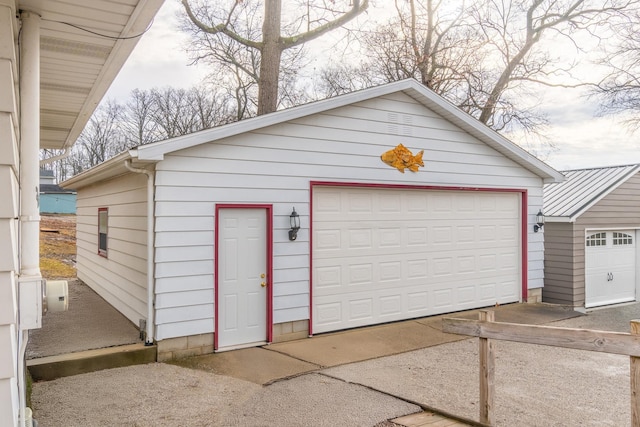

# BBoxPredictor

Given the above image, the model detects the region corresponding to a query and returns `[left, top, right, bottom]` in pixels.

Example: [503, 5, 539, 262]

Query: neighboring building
[62, 79, 564, 360]
[40, 169, 76, 214]
[0, 1, 163, 425]
[543, 164, 640, 309]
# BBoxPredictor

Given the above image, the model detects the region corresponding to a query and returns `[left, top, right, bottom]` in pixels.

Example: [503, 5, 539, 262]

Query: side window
[613, 232, 633, 246]
[586, 232, 606, 247]
[98, 208, 108, 257]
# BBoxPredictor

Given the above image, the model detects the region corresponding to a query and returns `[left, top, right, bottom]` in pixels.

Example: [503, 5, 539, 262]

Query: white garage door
[585, 230, 636, 308]
[312, 186, 521, 334]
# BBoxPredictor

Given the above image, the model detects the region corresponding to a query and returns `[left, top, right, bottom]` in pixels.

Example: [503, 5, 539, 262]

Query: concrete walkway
[37, 279, 634, 426]
[27, 279, 140, 359]
[173, 303, 581, 386]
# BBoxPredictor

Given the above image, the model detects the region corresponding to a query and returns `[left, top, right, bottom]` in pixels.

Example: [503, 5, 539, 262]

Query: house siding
[544, 172, 640, 307]
[75, 172, 148, 327]
[0, 2, 20, 424]
[40, 193, 77, 214]
[152, 92, 545, 340]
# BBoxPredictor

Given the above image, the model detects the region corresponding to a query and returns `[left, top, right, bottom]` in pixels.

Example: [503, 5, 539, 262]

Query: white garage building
[62, 79, 564, 358]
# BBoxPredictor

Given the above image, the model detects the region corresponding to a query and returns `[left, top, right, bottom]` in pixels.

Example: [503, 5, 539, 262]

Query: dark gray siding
[543, 222, 577, 305]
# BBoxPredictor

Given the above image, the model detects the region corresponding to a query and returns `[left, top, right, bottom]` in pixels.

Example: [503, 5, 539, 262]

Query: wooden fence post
[479, 310, 495, 426]
[631, 320, 640, 427]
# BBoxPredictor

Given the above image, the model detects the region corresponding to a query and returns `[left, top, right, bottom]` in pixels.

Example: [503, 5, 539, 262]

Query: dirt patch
[40, 214, 76, 279]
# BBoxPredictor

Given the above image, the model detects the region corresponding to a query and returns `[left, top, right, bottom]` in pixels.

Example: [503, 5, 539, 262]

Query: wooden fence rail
[442, 311, 640, 426]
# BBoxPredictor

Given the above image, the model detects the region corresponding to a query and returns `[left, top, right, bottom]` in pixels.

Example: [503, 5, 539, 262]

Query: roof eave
[60, 151, 133, 189]
[55, 0, 165, 150]
[545, 216, 574, 223]
[134, 79, 564, 182]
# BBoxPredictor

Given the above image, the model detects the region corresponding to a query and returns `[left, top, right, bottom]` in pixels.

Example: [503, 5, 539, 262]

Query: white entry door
[585, 230, 636, 308]
[217, 208, 269, 350]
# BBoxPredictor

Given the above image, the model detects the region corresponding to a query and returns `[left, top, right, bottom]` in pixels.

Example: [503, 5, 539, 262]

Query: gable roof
[543, 164, 640, 222]
[40, 184, 76, 194]
[63, 79, 564, 189]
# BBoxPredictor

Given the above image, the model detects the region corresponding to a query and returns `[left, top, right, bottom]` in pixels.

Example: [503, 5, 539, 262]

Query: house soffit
[17, 0, 164, 151]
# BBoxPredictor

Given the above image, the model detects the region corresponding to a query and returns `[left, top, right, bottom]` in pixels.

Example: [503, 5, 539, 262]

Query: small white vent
[387, 113, 413, 136]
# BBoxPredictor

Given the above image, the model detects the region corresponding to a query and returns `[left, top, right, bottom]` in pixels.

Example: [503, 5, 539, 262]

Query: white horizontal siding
[155, 231, 213, 248]
[156, 319, 212, 341]
[155, 275, 211, 293]
[75, 172, 148, 327]
[148, 92, 544, 338]
[155, 289, 214, 309]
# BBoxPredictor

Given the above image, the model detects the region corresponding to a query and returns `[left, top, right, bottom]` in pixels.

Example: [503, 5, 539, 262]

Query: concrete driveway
[30, 300, 639, 426]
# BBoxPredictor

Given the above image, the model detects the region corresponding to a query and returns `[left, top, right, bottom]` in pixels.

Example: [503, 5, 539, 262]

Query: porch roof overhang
[17, 0, 164, 151]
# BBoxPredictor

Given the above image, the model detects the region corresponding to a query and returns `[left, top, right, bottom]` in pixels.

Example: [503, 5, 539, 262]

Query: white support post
[18, 11, 42, 427]
[19, 11, 41, 279]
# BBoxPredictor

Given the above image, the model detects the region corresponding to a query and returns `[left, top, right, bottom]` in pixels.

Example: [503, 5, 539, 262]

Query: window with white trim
[98, 208, 108, 257]
[586, 232, 606, 247]
[613, 232, 633, 246]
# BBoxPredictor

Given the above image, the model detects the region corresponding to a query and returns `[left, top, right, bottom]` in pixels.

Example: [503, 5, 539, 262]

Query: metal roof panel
[543, 164, 640, 219]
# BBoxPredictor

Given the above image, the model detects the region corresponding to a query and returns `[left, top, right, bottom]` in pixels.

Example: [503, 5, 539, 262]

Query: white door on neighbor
[217, 208, 269, 350]
[585, 230, 636, 308]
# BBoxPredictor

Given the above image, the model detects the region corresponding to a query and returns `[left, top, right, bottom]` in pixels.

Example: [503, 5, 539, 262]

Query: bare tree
[594, 9, 640, 130]
[469, 0, 637, 130]
[318, 0, 637, 138]
[43, 85, 239, 181]
[180, 0, 369, 115]
[121, 89, 160, 147]
[189, 86, 237, 129]
[76, 100, 127, 167]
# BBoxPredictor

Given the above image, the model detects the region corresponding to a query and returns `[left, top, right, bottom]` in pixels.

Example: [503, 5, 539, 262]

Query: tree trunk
[258, 0, 283, 115]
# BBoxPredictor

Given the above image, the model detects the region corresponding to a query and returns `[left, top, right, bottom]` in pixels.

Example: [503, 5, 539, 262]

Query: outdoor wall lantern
[534, 209, 545, 233]
[289, 207, 301, 241]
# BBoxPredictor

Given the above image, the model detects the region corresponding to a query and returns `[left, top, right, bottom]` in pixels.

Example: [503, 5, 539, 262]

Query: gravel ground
[325, 337, 628, 426]
[31, 365, 419, 426]
[31, 303, 640, 426]
[28, 280, 140, 359]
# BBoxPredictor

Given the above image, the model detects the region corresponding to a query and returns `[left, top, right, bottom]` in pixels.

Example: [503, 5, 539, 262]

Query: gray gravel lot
[31, 365, 420, 427]
[31, 302, 640, 426]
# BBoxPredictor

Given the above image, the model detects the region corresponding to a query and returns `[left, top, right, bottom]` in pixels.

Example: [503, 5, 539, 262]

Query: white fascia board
[134, 78, 564, 183]
[402, 85, 565, 183]
[60, 151, 132, 190]
[544, 216, 573, 223]
[135, 80, 416, 161]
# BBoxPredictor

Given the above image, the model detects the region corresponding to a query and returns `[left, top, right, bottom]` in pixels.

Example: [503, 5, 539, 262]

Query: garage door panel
[586, 230, 636, 308]
[312, 187, 521, 333]
[315, 226, 515, 255]
[315, 278, 516, 332]
[314, 255, 516, 295]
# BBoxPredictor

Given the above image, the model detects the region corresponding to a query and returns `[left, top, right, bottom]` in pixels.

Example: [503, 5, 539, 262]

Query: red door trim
[309, 181, 528, 335]
[214, 204, 273, 350]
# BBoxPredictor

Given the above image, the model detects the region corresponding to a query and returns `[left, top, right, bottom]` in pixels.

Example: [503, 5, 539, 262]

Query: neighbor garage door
[585, 230, 636, 308]
[312, 186, 521, 334]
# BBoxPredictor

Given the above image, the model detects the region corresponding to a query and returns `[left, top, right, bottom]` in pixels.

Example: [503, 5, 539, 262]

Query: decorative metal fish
[380, 144, 424, 173]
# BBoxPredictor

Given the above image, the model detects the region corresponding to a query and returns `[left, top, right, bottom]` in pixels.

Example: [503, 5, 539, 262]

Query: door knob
[261, 273, 266, 278]
[261, 282, 267, 287]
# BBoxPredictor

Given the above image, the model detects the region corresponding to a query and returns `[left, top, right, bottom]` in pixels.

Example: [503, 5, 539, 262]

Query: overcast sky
[105, 1, 640, 172]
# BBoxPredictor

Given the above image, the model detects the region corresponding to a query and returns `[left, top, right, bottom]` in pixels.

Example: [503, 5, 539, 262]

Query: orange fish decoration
[380, 144, 424, 173]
